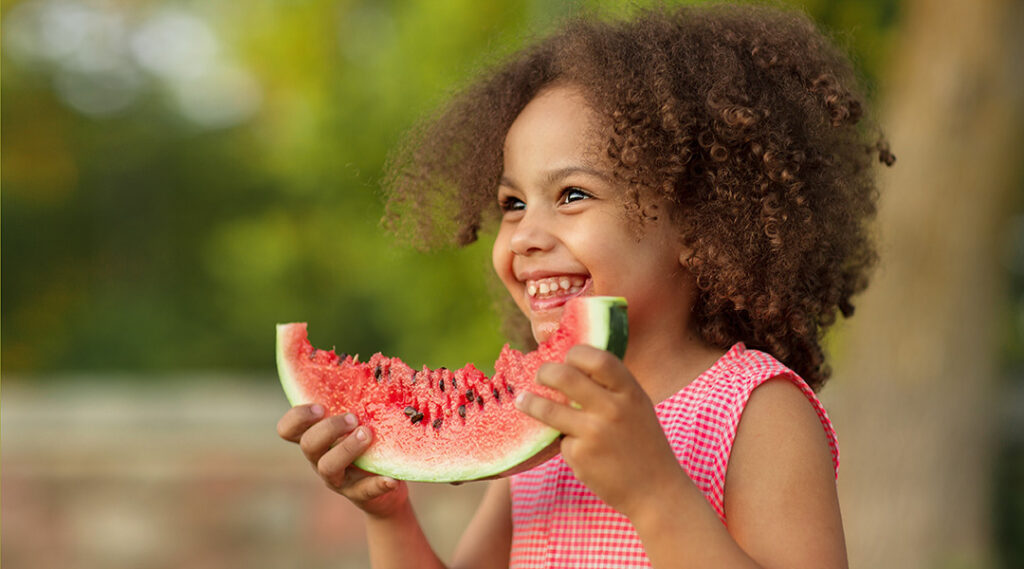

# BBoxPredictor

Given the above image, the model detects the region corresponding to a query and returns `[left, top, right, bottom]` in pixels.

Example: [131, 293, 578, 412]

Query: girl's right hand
[276, 404, 409, 518]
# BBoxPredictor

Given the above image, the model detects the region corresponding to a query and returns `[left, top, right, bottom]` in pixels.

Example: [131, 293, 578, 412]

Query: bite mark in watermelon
[276, 296, 627, 483]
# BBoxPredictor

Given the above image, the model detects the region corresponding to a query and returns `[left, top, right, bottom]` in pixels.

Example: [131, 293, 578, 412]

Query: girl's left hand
[515, 344, 681, 517]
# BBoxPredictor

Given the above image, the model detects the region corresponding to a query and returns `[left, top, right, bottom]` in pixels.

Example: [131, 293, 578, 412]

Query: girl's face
[492, 84, 696, 343]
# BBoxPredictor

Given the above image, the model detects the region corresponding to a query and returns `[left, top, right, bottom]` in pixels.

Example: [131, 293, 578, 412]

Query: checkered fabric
[508, 343, 839, 568]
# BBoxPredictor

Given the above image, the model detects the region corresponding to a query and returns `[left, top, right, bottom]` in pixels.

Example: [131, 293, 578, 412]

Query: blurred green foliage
[1, 0, 899, 375]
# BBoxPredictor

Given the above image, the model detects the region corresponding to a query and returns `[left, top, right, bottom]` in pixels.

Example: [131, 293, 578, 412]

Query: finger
[536, 362, 609, 411]
[565, 344, 632, 392]
[316, 425, 373, 487]
[277, 404, 326, 443]
[515, 390, 586, 435]
[299, 412, 359, 465]
[342, 475, 400, 502]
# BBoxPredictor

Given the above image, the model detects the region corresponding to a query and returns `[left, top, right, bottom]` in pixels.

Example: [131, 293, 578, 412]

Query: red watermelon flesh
[276, 296, 627, 483]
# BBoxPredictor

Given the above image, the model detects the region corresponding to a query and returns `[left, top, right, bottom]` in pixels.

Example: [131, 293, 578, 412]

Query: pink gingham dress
[508, 343, 839, 568]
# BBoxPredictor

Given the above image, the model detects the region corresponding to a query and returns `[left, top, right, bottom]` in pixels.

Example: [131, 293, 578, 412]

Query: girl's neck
[624, 318, 728, 405]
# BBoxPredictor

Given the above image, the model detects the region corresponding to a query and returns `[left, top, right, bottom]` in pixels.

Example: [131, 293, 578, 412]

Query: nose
[509, 207, 556, 256]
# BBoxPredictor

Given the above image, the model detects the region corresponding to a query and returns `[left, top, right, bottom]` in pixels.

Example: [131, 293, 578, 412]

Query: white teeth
[526, 276, 587, 298]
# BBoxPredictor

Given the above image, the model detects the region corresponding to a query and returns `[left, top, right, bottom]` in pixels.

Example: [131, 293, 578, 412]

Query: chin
[529, 315, 562, 344]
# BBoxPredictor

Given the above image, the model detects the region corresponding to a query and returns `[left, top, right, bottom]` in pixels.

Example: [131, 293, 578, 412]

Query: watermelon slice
[276, 296, 627, 482]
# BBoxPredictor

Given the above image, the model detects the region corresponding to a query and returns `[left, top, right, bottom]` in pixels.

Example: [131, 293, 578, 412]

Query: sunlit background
[3, 0, 1022, 567]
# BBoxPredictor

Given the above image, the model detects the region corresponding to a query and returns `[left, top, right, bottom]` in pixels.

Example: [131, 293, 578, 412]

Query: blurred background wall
[3, 0, 1022, 567]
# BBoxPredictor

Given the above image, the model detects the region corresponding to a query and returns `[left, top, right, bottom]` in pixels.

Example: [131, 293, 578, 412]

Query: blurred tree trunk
[821, 0, 1023, 568]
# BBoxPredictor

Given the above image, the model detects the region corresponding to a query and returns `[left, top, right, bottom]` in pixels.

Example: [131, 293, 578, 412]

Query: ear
[678, 252, 693, 274]
[677, 238, 694, 270]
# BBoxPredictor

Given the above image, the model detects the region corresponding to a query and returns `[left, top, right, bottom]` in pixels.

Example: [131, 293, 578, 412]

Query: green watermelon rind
[276, 334, 307, 407]
[354, 423, 559, 482]
[582, 296, 628, 358]
[276, 296, 628, 482]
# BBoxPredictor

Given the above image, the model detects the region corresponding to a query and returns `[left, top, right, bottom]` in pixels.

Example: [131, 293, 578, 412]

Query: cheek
[574, 236, 619, 280]
[491, 231, 504, 271]
[492, 232, 531, 317]
[491, 230, 514, 285]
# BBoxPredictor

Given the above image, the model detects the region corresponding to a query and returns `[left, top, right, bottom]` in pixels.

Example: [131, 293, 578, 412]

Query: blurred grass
[5, 0, 1024, 567]
[0, 0, 899, 376]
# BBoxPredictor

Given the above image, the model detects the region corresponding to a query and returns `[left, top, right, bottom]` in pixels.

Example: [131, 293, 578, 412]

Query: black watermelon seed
[506, 384, 515, 395]
[438, 378, 445, 392]
[458, 405, 466, 418]
[374, 365, 382, 382]
[411, 412, 424, 424]
[410, 371, 418, 383]
[432, 418, 443, 429]
[492, 388, 501, 401]
[451, 378, 457, 389]
[465, 390, 475, 402]
[404, 406, 417, 417]
[478, 398, 485, 409]
[440, 366, 448, 371]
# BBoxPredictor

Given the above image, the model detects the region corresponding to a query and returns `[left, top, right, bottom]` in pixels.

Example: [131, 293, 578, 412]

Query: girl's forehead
[516, 84, 595, 126]
[506, 84, 609, 159]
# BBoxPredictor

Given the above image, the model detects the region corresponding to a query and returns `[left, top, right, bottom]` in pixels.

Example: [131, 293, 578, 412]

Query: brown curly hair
[382, 3, 893, 391]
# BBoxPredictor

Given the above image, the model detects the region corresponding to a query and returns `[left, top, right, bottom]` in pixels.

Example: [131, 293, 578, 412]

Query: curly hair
[382, 3, 893, 391]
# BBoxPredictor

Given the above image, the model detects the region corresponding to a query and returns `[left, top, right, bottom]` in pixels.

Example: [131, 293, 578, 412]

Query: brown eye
[499, 196, 526, 212]
[560, 187, 590, 204]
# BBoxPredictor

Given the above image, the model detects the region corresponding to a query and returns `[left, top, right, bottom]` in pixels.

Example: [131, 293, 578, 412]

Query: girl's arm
[720, 377, 847, 567]
[368, 480, 512, 569]
[628, 377, 847, 569]
[363, 497, 446, 569]
[278, 404, 445, 568]
[278, 404, 513, 569]
[518, 345, 847, 569]
[368, 470, 512, 569]
[451, 479, 513, 569]
[370, 479, 511, 569]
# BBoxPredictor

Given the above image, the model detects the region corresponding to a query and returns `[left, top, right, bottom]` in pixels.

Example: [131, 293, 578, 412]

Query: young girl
[277, 4, 892, 568]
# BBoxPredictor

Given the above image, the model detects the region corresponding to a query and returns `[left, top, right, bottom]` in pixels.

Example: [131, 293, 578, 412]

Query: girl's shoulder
[665, 343, 825, 409]
[655, 344, 839, 520]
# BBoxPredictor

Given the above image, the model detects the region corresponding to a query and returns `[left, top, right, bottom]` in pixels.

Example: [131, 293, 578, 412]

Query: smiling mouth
[526, 275, 587, 298]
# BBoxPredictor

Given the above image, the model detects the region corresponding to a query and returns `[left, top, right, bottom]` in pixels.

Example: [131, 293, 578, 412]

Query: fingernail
[310, 404, 324, 417]
[355, 427, 368, 442]
[344, 413, 357, 427]
[382, 477, 397, 489]
[515, 392, 527, 409]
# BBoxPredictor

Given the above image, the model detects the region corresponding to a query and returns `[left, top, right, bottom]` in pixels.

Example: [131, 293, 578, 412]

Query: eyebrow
[499, 165, 611, 190]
